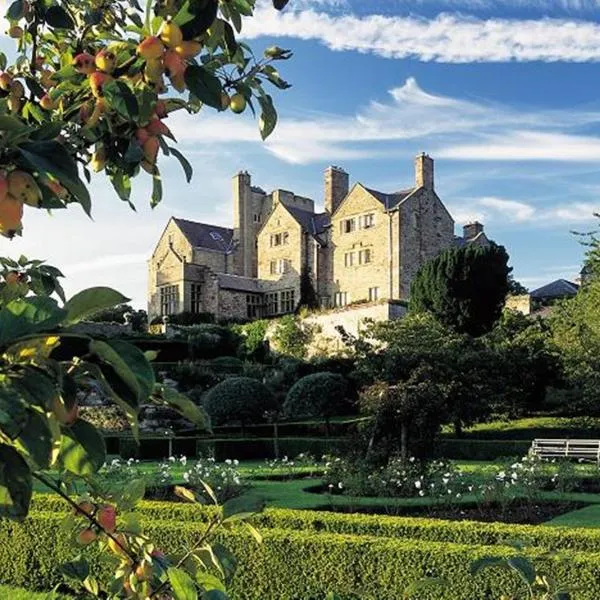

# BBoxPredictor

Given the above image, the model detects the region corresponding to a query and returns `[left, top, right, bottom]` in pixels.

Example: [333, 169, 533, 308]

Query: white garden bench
[530, 439, 600, 464]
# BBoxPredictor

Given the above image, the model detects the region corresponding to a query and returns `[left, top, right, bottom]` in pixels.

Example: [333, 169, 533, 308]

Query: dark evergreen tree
[409, 243, 511, 336]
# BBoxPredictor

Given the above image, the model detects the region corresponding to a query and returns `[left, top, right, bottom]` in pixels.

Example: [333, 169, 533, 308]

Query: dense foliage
[283, 372, 349, 435]
[409, 243, 511, 336]
[203, 376, 279, 430]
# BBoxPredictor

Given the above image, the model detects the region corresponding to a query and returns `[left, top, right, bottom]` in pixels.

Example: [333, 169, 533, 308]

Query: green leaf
[61, 556, 90, 581]
[184, 65, 222, 110]
[63, 287, 130, 325]
[0, 444, 32, 520]
[0, 297, 66, 347]
[106, 339, 155, 400]
[0, 386, 28, 439]
[211, 544, 237, 583]
[30, 122, 64, 142]
[222, 494, 264, 521]
[507, 556, 536, 585]
[0, 115, 29, 132]
[109, 170, 132, 203]
[159, 386, 209, 430]
[168, 146, 193, 183]
[201, 591, 229, 600]
[14, 409, 53, 469]
[196, 572, 226, 593]
[45, 5, 75, 29]
[18, 141, 91, 216]
[6, 0, 25, 21]
[116, 478, 145, 511]
[258, 94, 277, 140]
[151, 169, 162, 208]
[0, 53, 6, 71]
[58, 420, 106, 476]
[168, 567, 198, 600]
[173, 0, 195, 26]
[103, 80, 138, 120]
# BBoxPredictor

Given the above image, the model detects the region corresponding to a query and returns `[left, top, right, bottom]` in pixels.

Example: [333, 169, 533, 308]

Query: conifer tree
[409, 243, 511, 336]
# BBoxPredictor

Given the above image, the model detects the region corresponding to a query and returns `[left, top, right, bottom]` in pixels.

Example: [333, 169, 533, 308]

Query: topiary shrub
[210, 356, 245, 374]
[284, 372, 349, 436]
[204, 377, 279, 433]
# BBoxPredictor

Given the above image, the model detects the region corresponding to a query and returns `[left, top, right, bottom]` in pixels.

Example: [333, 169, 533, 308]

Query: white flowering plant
[182, 457, 248, 503]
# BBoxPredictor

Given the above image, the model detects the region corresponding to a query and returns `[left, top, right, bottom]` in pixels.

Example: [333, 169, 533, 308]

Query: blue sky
[3, 0, 600, 307]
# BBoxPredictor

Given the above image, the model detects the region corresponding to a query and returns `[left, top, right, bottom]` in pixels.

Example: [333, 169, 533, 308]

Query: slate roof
[454, 231, 488, 248]
[217, 273, 262, 293]
[284, 206, 330, 243]
[530, 279, 579, 300]
[173, 218, 234, 253]
[364, 187, 415, 210]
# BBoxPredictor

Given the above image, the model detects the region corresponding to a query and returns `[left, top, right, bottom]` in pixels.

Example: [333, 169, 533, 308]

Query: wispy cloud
[244, 8, 600, 63]
[449, 196, 600, 225]
[172, 77, 600, 166]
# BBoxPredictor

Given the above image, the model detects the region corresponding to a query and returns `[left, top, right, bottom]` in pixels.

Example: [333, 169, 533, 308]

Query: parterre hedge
[29, 495, 600, 554]
[6, 511, 600, 599]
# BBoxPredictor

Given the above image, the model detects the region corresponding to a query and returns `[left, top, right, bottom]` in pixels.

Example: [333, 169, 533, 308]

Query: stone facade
[147, 154, 489, 322]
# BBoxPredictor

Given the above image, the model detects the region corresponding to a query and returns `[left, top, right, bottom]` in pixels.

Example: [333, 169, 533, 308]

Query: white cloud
[450, 196, 600, 225]
[438, 131, 600, 162]
[479, 197, 536, 221]
[171, 77, 600, 166]
[244, 8, 600, 63]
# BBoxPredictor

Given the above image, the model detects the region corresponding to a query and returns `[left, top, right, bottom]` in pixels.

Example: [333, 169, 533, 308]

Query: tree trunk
[400, 422, 408, 461]
[273, 421, 280, 459]
[325, 418, 331, 440]
[454, 420, 463, 438]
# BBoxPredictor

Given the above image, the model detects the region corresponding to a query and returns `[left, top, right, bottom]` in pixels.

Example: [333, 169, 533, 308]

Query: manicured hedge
[6, 511, 600, 599]
[104, 436, 351, 461]
[435, 439, 531, 460]
[30, 496, 600, 554]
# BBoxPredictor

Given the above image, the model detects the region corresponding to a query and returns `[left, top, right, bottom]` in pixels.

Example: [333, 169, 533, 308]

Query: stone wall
[505, 294, 532, 315]
[301, 300, 408, 357]
[330, 185, 390, 305]
[398, 188, 455, 298]
[257, 202, 303, 309]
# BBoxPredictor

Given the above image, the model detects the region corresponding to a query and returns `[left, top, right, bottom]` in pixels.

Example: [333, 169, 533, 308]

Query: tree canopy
[409, 243, 511, 336]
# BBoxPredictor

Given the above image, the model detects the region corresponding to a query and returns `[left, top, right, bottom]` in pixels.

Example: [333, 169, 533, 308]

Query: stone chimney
[415, 152, 434, 190]
[324, 166, 349, 214]
[463, 222, 484, 240]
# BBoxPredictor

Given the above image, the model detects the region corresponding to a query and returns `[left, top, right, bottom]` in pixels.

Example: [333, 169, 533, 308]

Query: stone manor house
[147, 154, 490, 321]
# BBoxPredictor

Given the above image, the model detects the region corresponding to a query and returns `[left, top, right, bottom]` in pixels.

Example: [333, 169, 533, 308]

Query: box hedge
[29, 496, 600, 554]
[6, 511, 600, 599]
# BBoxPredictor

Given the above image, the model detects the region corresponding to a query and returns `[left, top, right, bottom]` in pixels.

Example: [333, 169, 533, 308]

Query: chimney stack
[324, 166, 349, 214]
[463, 222, 484, 241]
[415, 152, 434, 190]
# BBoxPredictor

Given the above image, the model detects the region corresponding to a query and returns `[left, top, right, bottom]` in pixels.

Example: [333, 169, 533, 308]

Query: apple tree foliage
[0, 0, 292, 597]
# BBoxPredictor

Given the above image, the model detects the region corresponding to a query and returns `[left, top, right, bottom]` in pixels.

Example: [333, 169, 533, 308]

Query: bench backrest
[530, 438, 600, 461]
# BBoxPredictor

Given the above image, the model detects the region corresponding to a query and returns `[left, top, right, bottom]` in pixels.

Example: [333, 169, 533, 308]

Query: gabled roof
[363, 187, 415, 210]
[530, 279, 579, 300]
[283, 206, 330, 244]
[454, 231, 489, 248]
[173, 218, 234, 253]
[217, 273, 261, 293]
